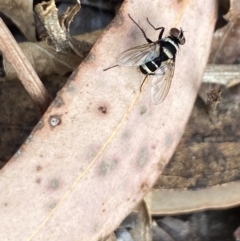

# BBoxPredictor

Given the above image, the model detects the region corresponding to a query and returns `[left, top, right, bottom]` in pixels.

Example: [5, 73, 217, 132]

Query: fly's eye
[170, 28, 180, 37]
[170, 28, 185, 45]
[179, 37, 186, 45]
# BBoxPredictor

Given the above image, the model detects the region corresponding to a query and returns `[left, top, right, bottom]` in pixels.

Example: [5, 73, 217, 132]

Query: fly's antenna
[103, 65, 118, 71]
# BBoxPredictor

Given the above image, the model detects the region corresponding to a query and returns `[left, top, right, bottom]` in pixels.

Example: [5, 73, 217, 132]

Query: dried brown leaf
[35, 0, 90, 57]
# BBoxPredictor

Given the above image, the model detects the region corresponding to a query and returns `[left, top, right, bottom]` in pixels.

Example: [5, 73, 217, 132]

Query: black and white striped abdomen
[139, 58, 160, 75]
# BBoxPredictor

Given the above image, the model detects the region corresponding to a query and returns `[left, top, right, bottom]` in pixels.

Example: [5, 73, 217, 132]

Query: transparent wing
[151, 59, 175, 105]
[117, 42, 160, 66]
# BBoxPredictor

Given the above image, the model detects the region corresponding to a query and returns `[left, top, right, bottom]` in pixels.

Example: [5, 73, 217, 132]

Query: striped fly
[104, 14, 186, 104]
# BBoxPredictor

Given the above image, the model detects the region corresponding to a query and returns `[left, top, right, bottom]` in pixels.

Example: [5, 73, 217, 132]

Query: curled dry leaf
[35, 0, 91, 57]
[0, 0, 36, 41]
[0, 0, 217, 240]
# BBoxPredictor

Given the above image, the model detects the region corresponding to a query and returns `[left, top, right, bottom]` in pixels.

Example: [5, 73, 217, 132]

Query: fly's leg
[128, 14, 153, 43]
[146, 18, 165, 40]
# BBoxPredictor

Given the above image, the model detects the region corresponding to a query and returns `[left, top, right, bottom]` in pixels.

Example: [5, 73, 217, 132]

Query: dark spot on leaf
[98, 159, 118, 176]
[140, 183, 149, 192]
[122, 131, 131, 140]
[48, 115, 61, 127]
[165, 134, 173, 147]
[36, 178, 41, 184]
[36, 165, 42, 171]
[98, 106, 107, 114]
[49, 202, 57, 209]
[50, 179, 59, 189]
[140, 106, 147, 115]
[53, 96, 64, 108]
[137, 147, 148, 167]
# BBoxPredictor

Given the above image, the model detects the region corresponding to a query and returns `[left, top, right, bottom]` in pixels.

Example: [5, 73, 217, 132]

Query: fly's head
[169, 28, 185, 45]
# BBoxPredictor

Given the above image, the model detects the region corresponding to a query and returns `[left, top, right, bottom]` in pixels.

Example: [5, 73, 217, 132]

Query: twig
[0, 18, 51, 112]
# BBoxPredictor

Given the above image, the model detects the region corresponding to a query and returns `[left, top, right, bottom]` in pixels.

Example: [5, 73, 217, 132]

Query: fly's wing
[151, 59, 175, 104]
[117, 42, 160, 66]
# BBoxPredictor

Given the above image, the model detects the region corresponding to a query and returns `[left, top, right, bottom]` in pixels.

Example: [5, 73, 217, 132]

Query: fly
[104, 14, 186, 104]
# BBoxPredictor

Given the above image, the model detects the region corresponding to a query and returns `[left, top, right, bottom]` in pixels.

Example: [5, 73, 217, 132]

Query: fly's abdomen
[140, 58, 161, 75]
